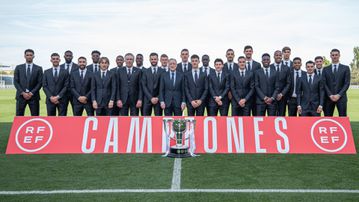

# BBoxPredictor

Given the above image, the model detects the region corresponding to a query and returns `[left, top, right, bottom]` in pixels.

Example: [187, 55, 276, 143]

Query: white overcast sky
[0, 0, 358, 69]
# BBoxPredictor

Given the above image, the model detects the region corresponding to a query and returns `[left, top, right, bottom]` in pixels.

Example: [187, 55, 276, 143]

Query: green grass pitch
[0, 89, 358, 201]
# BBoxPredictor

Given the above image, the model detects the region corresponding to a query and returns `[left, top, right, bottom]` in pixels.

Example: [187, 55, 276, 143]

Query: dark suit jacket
[288, 69, 306, 97]
[254, 68, 280, 104]
[270, 63, 291, 96]
[60, 63, 79, 73]
[177, 63, 192, 73]
[116, 67, 143, 104]
[297, 73, 324, 110]
[159, 71, 186, 107]
[43, 68, 69, 103]
[14, 64, 43, 100]
[322, 64, 350, 99]
[86, 63, 99, 72]
[208, 71, 230, 106]
[184, 70, 208, 103]
[70, 69, 94, 104]
[223, 62, 239, 72]
[141, 67, 165, 103]
[247, 60, 261, 72]
[282, 60, 293, 69]
[230, 69, 254, 106]
[199, 66, 215, 76]
[91, 70, 116, 107]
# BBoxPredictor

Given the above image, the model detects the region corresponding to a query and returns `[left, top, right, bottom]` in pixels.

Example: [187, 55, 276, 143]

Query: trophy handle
[184, 120, 196, 140]
[163, 118, 174, 139]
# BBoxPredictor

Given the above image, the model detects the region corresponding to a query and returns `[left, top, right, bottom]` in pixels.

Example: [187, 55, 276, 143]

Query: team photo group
[14, 46, 350, 118]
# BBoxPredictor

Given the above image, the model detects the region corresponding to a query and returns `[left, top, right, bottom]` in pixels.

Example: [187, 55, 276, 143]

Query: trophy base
[167, 146, 193, 158]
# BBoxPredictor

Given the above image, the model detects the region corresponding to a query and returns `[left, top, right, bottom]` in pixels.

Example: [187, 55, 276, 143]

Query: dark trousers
[121, 100, 139, 116]
[164, 104, 182, 116]
[95, 107, 112, 116]
[16, 98, 40, 116]
[256, 103, 277, 116]
[73, 103, 94, 116]
[63, 94, 74, 116]
[287, 97, 299, 116]
[324, 97, 347, 117]
[250, 95, 257, 116]
[187, 103, 205, 116]
[111, 105, 120, 116]
[301, 110, 320, 116]
[277, 96, 288, 116]
[232, 103, 251, 116]
[207, 104, 229, 116]
[143, 101, 162, 116]
[46, 101, 67, 116]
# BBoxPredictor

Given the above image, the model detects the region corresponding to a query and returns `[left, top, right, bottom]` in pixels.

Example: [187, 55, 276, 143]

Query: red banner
[5, 116, 356, 154]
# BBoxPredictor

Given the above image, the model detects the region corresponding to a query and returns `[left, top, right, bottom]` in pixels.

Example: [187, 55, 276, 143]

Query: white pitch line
[171, 158, 182, 190]
[1, 189, 359, 195]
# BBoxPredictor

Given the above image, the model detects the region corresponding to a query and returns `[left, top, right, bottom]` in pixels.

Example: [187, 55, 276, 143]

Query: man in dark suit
[243, 45, 261, 116]
[160, 58, 186, 116]
[91, 57, 116, 116]
[60, 50, 79, 115]
[14, 49, 43, 116]
[86, 50, 101, 72]
[109, 55, 124, 115]
[287, 57, 306, 116]
[282, 46, 293, 68]
[223, 49, 239, 115]
[200, 54, 215, 115]
[43, 53, 69, 116]
[142, 52, 165, 116]
[177, 49, 192, 72]
[322, 49, 350, 116]
[116, 53, 143, 116]
[297, 61, 324, 116]
[70, 56, 94, 116]
[255, 53, 280, 116]
[136, 54, 144, 70]
[314, 56, 324, 78]
[270, 50, 291, 116]
[208, 58, 230, 116]
[231, 56, 255, 116]
[184, 54, 208, 116]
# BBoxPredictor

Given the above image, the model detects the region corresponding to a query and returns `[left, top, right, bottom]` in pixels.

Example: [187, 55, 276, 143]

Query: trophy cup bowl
[163, 118, 196, 158]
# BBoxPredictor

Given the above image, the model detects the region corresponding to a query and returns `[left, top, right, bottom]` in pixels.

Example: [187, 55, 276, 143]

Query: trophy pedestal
[167, 146, 192, 158]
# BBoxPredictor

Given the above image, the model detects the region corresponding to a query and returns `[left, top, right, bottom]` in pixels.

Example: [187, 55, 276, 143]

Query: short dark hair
[24, 49, 34, 55]
[78, 56, 87, 60]
[282, 46, 291, 52]
[91, 50, 101, 55]
[51, 53, 60, 57]
[237, 56, 246, 60]
[181, 49, 189, 53]
[331, 48, 340, 54]
[293, 57, 301, 62]
[306, 60, 315, 66]
[136, 53, 143, 57]
[191, 54, 200, 60]
[314, 56, 323, 61]
[226, 48, 234, 53]
[99, 57, 109, 64]
[262, 53, 270, 58]
[64, 50, 73, 55]
[149, 52, 158, 57]
[244, 45, 253, 51]
[160, 54, 168, 58]
[214, 58, 223, 64]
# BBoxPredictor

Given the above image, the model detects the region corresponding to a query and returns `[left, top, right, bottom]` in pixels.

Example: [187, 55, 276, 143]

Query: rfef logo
[15, 118, 53, 152]
[311, 119, 347, 153]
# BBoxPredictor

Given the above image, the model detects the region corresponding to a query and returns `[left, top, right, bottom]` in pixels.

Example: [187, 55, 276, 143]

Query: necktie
[67, 64, 70, 72]
[184, 64, 187, 72]
[285, 61, 288, 67]
[127, 69, 131, 81]
[276, 64, 280, 72]
[194, 70, 198, 84]
[309, 74, 312, 85]
[80, 70, 84, 80]
[217, 72, 221, 82]
[318, 70, 321, 77]
[229, 63, 232, 71]
[247, 62, 251, 71]
[171, 72, 175, 87]
[333, 64, 337, 73]
[54, 68, 58, 81]
[241, 71, 244, 77]
[153, 67, 157, 75]
[295, 71, 299, 85]
[95, 64, 98, 72]
[102, 71, 105, 80]
[265, 68, 269, 78]
[205, 67, 208, 75]
[26, 64, 31, 78]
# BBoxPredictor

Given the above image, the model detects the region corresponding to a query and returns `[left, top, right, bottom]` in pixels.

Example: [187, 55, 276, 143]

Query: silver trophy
[163, 118, 197, 158]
